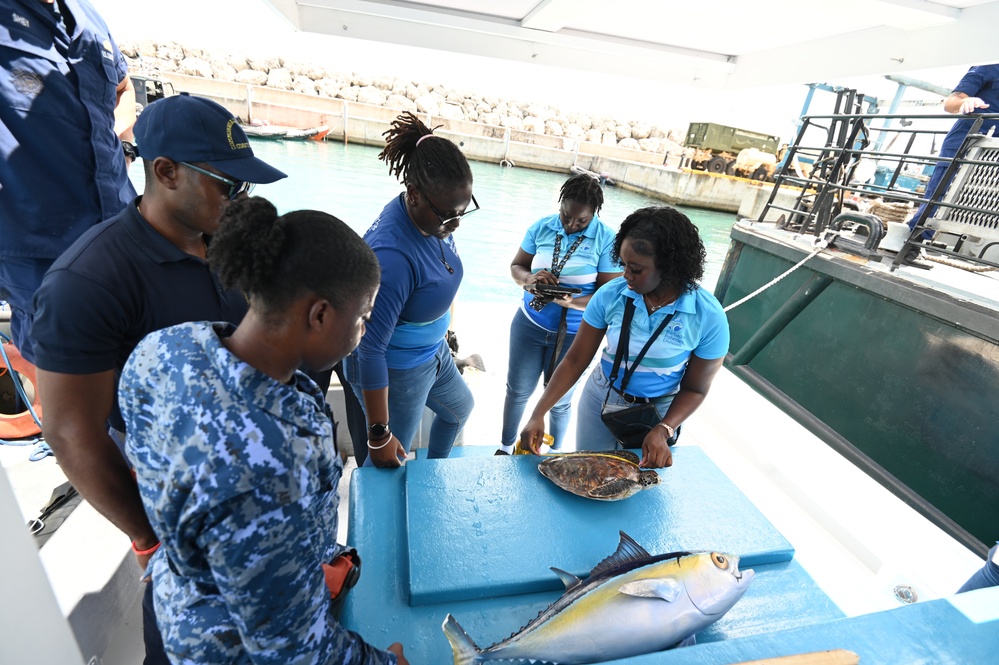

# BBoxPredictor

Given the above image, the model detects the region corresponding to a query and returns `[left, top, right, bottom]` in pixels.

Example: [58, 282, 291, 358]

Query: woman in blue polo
[496, 174, 620, 454]
[519, 206, 729, 468]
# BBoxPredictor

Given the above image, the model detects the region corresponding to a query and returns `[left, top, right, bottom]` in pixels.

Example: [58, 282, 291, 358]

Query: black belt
[611, 386, 669, 404]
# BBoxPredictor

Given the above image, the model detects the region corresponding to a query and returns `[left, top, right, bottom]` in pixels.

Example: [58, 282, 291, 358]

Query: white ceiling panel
[270, 0, 999, 87]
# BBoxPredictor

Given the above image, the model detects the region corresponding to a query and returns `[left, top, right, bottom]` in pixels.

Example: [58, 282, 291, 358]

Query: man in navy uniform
[909, 64, 999, 233]
[1, 0, 137, 361]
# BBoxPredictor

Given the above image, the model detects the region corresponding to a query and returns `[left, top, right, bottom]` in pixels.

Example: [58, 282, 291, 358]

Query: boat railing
[753, 108, 999, 273]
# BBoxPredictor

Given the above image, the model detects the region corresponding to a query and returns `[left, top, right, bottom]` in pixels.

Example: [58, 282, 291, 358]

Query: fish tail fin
[442, 613, 480, 665]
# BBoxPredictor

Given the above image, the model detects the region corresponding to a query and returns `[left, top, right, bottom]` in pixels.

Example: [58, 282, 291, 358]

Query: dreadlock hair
[378, 112, 473, 196]
[209, 197, 380, 322]
[612, 206, 706, 294]
[558, 173, 604, 214]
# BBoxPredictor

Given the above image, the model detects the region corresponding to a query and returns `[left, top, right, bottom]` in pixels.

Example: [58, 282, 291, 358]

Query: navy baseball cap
[134, 93, 286, 184]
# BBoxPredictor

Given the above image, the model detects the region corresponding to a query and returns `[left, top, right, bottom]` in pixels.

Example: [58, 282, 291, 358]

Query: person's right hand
[387, 642, 409, 664]
[368, 434, 407, 468]
[525, 270, 558, 291]
[959, 96, 989, 114]
[518, 415, 547, 455]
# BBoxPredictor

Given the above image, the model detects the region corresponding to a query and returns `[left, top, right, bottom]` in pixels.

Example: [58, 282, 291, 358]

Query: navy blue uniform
[31, 199, 248, 432]
[0, 0, 135, 358]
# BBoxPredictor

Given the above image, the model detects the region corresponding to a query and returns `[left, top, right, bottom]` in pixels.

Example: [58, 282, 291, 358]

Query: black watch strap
[122, 140, 138, 160]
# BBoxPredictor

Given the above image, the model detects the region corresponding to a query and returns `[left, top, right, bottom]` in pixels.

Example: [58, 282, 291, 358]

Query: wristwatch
[121, 140, 138, 161]
[368, 422, 391, 440]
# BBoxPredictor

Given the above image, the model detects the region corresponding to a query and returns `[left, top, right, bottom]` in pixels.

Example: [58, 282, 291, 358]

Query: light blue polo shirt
[520, 213, 619, 333]
[582, 277, 730, 397]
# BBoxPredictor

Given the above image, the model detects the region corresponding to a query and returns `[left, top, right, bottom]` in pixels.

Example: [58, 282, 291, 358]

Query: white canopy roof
[262, 0, 998, 89]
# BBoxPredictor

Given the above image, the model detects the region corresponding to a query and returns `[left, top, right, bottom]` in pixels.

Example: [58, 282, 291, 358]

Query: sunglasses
[419, 188, 480, 226]
[180, 162, 255, 200]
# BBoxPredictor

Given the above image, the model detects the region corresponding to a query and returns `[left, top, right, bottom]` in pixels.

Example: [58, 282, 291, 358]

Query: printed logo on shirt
[662, 320, 684, 345]
[12, 69, 43, 96]
[12, 12, 30, 28]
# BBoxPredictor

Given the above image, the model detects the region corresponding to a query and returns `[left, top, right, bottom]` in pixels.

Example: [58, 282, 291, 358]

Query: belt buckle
[622, 391, 638, 404]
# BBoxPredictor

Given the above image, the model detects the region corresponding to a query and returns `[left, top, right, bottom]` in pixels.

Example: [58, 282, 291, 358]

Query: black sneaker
[494, 449, 510, 456]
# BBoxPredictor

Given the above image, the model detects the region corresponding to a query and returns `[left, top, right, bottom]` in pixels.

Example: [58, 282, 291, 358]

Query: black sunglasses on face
[419, 188, 480, 226]
[180, 162, 255, 200]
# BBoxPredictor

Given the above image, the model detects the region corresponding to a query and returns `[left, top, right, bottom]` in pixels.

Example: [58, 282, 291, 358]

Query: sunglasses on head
[180, 162, 255, 200]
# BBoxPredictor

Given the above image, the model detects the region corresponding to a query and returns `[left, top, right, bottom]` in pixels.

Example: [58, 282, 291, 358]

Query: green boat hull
[716, 225, 999, 555]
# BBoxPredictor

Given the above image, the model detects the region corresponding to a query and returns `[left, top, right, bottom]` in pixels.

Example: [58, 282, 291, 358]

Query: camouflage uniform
[121, 322, 397, 665]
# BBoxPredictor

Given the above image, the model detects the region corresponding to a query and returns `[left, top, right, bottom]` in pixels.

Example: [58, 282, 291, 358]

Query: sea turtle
[538, 450, 660, 501]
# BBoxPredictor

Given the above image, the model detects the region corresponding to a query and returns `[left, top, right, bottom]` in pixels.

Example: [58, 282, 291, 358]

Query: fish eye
[711, 553, 729, 569]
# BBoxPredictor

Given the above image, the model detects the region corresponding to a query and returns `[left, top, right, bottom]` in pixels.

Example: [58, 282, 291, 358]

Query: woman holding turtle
[519, 206, 729, 469]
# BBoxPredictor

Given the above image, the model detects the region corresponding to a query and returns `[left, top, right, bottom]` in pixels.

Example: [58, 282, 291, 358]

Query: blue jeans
[346, 340, 473, 464]
[501, 309, 576, 450]
[957, 543, 999, 593]
[575, 365, 677, 451]
[908, 119, 999, 235]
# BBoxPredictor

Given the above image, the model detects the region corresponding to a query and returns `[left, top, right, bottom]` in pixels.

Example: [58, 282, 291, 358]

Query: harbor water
[143, 139, 738, 297]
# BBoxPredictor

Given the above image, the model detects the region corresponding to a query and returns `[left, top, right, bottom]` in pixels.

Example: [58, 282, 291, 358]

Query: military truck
[131, 75, 176, 113]
[684, 122, 780, 180]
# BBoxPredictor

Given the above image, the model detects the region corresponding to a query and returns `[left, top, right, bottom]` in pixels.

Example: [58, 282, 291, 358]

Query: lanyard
[549, 232, 586, 278]
[528, 232, 586, 312]
[608, 299, 675, 395]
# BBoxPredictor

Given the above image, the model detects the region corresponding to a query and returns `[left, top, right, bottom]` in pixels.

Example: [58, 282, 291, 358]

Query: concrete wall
[158, 73, 750, 213]
[738, 181, 808, 222]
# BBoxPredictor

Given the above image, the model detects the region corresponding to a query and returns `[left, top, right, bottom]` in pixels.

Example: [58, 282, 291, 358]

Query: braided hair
[209, 197, 380, 320]
[378, 112, 473, 196]
[612, 207, 706, 293]
[558, 173, 604, 214]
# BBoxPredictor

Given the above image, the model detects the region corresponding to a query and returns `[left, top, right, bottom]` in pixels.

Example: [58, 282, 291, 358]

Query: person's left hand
[640, 428, 673, 468]
[959, 96, 989, 114]
[552, 293, 573, 308]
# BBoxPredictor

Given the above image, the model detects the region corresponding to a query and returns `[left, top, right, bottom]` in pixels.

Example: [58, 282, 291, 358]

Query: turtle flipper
[588, 478, 641, 501]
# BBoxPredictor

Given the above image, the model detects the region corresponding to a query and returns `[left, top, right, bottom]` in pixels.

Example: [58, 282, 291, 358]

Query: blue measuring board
[404, 447, 794, 605]
[342, 447, 838, 664]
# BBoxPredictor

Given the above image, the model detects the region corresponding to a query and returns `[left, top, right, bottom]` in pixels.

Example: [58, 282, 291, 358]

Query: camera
[533, 283, 582, 297]
[527, 283, 582, 311]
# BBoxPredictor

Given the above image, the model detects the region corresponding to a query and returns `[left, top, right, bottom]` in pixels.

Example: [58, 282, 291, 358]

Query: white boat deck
[739, 219, 999, 313]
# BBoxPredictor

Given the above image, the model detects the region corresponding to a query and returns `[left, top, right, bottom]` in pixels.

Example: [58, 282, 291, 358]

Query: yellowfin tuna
[443, 531, 754, 664]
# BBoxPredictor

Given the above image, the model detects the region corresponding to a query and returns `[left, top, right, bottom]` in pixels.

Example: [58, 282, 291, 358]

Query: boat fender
[0, 342, 43, 439]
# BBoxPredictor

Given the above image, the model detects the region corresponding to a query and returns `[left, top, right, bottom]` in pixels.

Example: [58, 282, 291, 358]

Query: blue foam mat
[404, 447, 794, 605]
[606, 588, 999, 664]
[343, 450, 841, 663]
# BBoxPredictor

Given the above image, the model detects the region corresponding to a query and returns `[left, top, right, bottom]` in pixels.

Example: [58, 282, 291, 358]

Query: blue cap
[134, 94, 286, 184]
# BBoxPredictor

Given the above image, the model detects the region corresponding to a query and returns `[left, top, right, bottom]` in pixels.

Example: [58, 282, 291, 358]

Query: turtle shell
[538, 450, 660, 501]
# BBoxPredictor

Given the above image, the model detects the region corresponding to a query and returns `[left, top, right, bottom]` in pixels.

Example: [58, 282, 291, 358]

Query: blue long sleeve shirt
[354, 194, 463, 390]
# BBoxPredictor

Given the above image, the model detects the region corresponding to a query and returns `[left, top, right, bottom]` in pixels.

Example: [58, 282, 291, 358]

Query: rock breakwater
[119, 40, 686, 158]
